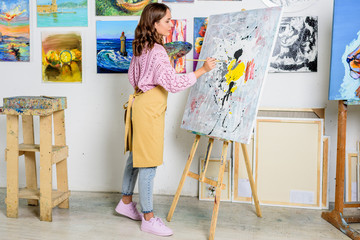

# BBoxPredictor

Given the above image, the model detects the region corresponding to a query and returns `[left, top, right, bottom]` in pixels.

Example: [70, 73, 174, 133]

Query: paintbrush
[186, 59, 227, 63]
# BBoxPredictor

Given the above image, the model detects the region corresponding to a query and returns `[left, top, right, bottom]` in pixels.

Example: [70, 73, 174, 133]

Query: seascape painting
[164, 19, 186, 73]
[181, 7, 283, 143]
[96, 20, 137, 73]
[193, 17, 207, 71]
[42, 32, 82, 82]
[0, 0, 29, 62]
[262, 0, 317, 12]
[37, 0, 88, 27]
[96, 0, 156, 16]
[329, 0, 360, 101]
[269, 16, 318, 73]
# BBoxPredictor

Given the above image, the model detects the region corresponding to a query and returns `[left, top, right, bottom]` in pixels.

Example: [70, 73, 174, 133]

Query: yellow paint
[229, 112, 232, 114]
[225, 59, 245, 85]
[231, 85, 237, 93]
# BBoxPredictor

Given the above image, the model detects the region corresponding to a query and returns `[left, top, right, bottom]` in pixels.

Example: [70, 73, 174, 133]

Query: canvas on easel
[181, 7, 283, 144]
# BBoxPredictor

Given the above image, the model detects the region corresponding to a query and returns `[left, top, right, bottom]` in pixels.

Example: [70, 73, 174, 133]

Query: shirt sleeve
[152, 46, 197, 93]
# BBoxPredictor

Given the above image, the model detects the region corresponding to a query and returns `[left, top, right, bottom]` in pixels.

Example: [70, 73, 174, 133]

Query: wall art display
[163, 19, 186, 73]
[181, 8, 283, 143]
[42, 32, 82, 82]
[37, 0, 88, 27]
[262, 0, 317, 12]
[329, 0, 360, 101]
[193, 17, 207, 71]
[0, 0, 29, 61]
[96, 0, 156, 16]
[269, 16, 318, 73]
[199, 158, 231, 201]
[96, 21, 137, 73]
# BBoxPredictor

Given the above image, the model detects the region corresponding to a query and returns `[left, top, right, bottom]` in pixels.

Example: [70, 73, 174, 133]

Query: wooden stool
[1, 96, 70, 222]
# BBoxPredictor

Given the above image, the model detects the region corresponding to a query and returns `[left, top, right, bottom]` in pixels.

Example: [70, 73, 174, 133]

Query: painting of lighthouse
[37, 0, 88, 27]
[96, 20, 138, 73]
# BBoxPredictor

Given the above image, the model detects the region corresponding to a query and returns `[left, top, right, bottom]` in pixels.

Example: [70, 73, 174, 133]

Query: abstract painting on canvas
[181, 7, 283, 143]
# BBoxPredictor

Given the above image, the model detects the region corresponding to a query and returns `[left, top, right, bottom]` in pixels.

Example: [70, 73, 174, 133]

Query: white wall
[0, 0, 341, 200]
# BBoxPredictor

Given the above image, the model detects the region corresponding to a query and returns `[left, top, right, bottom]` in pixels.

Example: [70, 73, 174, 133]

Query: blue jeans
[121, 152, 157, 213]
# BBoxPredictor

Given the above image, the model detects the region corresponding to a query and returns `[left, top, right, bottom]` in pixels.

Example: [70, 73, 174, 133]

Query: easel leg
[241, 143, 262, 217]
[200, 138, 214, 182]
[322, 100, 360, 239]
[167, 135, 201, 222]
[209, 141, 229, 240]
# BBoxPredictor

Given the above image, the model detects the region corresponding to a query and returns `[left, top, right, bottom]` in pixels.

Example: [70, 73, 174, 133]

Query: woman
[115, 3, 216, 237]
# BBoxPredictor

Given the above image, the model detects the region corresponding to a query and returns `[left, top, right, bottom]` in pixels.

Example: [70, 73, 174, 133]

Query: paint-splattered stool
[0, 96, 70, 222]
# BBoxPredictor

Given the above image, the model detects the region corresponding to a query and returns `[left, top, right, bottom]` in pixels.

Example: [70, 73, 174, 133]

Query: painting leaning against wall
[0, 0, 29, 62]
[42, 32, 82, 83]
[193, 17, 207, 71]
[181, 7, 283, 143]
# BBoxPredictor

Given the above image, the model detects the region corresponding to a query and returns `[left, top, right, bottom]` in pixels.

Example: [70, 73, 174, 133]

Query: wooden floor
[0, 188, 353, 240]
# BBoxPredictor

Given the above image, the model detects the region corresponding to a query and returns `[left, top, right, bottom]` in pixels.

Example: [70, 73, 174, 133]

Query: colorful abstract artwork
[37, 0, 88, 27]
[181, 7, 283, 143]
[96, 0, 156, 16]
[96, 21, 137, 73]
[164, 19, 186, 73]
[329, 0, 360, 101]
[42, 32, 82, 83]
[269, 16, 318, 72]
[262, 0, 317, 12]
[0, 0, 29, 62]
[193, 17, 207, 71]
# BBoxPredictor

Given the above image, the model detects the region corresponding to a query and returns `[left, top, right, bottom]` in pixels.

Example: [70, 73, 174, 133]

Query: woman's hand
[203, 57, 216, 72]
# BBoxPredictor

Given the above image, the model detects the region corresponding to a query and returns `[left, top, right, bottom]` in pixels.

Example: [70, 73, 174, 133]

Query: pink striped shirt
[128, 43, 197, 93]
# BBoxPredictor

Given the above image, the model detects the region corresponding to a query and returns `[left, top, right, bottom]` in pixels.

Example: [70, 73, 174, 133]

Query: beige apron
[124, 86, 168, 167]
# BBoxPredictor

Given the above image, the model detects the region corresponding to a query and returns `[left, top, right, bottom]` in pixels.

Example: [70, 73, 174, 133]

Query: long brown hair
[132, 3, 170, 56]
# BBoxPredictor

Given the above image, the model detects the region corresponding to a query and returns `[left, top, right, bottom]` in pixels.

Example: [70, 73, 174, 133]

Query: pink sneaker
[141, 216, 173, 236]
[115, 199, 142, 221]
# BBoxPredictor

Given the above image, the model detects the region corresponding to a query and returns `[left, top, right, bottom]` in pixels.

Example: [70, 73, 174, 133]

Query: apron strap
[124, 88, 143, 154]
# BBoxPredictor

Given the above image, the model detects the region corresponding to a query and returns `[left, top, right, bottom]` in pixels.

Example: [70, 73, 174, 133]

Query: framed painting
[163, 19, 186, 73]
[42, 32, 82, 83]
[0, 0, 30, 62]
[96, 20, 137, 73]
[181, 8, 283, 143]
[329, 0, 360, 101]
[269, 16, 318, 73]
[37, 0, 88, 27]
[96, 0, 156, 16]
[199, 158, 231, 201]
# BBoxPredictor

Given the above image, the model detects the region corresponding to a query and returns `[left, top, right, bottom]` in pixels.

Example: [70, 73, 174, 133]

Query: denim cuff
[142, 210, 153, 213]
[121, 192, 133, 196]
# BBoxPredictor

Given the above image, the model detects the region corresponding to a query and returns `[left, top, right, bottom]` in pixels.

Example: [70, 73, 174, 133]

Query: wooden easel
[322, 100, 360, 239]
[167, 134, 262, 240]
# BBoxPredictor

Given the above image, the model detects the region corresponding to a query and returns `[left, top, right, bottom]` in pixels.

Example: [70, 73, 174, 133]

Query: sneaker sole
[141, 227, 173, 237]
